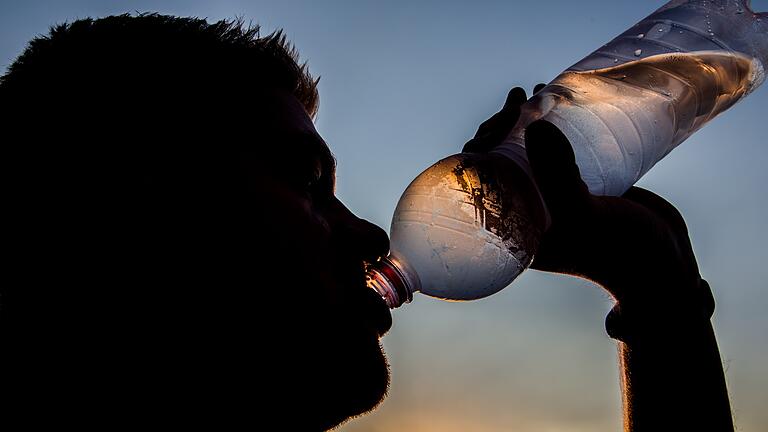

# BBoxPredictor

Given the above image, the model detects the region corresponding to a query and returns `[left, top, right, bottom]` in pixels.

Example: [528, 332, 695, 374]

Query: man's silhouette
[1, 13, 734, 431]
[1, 14, 390, 430]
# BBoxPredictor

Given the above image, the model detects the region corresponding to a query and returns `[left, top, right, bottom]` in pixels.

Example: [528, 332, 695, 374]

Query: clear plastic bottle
[368, 0, 768, 308]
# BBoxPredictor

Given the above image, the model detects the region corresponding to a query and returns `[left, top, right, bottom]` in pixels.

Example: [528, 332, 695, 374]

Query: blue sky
[3, 1, 766, 430]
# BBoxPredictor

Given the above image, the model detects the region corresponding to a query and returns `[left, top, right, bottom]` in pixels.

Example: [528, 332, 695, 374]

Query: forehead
[253, 89, 335, 174]
[256, 89, 318, 136]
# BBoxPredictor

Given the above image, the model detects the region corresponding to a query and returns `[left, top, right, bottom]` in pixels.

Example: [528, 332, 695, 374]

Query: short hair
[0, 13, 319, 118]
[0, 14, 322, 359]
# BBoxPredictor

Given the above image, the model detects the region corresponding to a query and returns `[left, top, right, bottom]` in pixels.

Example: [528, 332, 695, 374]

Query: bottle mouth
[366, 256, 414, 309]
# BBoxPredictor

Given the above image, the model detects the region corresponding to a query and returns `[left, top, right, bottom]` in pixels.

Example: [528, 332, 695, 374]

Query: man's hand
[524, 120, 712, 314]
[524, 119, 732, 432]
[465, 86, 733, 431]
[463, 85, 545, 153]
[463, 85, 711, 315]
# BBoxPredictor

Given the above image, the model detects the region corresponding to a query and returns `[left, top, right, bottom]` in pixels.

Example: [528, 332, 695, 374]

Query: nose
[326, 197, 390, 261]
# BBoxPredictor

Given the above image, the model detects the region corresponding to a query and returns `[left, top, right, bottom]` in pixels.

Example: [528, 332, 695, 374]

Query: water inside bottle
[385, 152, 544, 302]
[509, 50, 764, 195]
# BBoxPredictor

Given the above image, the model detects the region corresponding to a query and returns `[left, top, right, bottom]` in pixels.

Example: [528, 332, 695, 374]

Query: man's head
[2, 14, 391, 429]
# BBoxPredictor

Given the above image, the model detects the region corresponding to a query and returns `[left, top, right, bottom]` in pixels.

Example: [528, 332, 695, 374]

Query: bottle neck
[366, 255, 418, 309]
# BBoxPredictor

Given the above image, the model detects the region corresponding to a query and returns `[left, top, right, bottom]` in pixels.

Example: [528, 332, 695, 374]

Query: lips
[341, 268, 393, 338]
[359, 282, 393, 337]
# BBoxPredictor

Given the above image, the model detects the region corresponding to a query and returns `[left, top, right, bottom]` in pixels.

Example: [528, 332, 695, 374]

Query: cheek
[253, 181, 357, 304]
[262, 203, 344, 303]
[279, 206, 333, 263]
[261, 186, 332, 250]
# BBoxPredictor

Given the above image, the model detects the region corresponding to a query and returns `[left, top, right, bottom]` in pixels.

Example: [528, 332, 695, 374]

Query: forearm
[617, 317, 733, 431]
[607, 282, 734, 431]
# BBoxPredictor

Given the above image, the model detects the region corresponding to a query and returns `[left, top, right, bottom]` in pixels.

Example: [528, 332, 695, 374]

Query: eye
[307, 162, 322, 189]
[303, 175, 317, 189]
[294, 175, 317, 197]
[292, 160, 324, 199]
[285, 152, 334, 206]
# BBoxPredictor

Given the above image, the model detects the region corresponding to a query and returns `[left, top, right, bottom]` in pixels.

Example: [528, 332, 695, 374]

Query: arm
[612, 302, 733, 431]
[525, 120, 734, 431]
[464, 89, 734, 431]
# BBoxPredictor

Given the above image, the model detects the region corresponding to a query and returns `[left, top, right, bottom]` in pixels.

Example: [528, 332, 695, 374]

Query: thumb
[524, 120, 590, 215]
[463, 87, 527, 153]
[502, 86, 528, 111]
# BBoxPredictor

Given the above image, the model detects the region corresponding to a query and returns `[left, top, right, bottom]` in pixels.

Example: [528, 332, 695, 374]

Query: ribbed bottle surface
[507, 51, 763, 195]
[503, 0, 767, 196]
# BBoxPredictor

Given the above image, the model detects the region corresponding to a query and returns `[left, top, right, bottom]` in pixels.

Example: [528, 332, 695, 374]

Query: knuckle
[624, 187, 688, 233]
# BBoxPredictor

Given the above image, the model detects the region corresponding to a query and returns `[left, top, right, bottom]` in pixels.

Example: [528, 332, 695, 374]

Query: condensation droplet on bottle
[736, 8, 744, 15]
[634, 49, 643, 56]
[658, 28, 664, 32]
[638, 33, 645, 38]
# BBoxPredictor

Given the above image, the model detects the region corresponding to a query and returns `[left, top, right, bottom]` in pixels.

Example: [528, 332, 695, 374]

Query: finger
[473, 111, 505, 139]
[479, 104, 520, 147]
[464, 92, 524, 153]
[621, 186, 699, 277]
[463, 87, 526, 153]
[462, 136, 496, 153]
[464, 112, 506, 153]
[533, 83, 546, 95]
[474, 87, 526, 139]
[524, 120, 590, 214]
[621, 187, 688, 237]
[503, 87, 527, 110]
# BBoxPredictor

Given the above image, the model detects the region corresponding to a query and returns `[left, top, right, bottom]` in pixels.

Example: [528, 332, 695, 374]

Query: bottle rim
[366, 256, 413, 308]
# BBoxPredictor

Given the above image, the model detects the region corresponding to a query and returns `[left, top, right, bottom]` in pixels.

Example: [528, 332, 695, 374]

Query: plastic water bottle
[368, 0, 768, 308]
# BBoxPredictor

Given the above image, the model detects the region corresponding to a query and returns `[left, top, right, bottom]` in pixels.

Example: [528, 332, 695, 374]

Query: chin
[347, 339, 391, 415]
[326, 340, 390, 429]
[315, 335, 391, 431]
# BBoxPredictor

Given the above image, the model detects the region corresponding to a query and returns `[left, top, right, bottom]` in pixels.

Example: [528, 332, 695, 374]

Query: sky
[2, 1, 766, 430]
